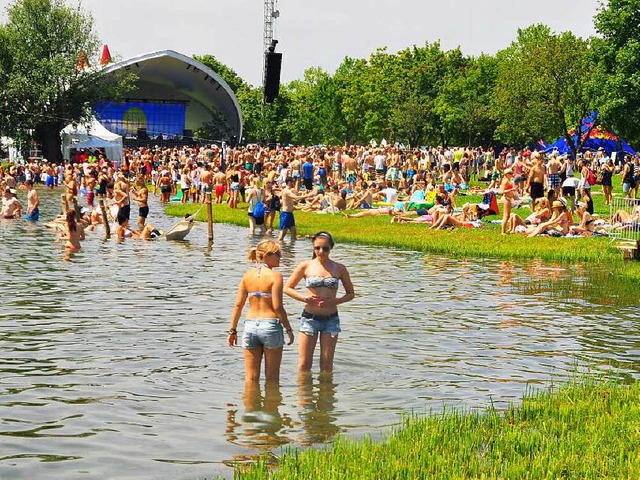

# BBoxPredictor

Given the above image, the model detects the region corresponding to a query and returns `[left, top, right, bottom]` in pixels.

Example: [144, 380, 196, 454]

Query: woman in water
[61, 209, 85, 250]
[228, 240, 294, 383]
[284, 232, 355, 372]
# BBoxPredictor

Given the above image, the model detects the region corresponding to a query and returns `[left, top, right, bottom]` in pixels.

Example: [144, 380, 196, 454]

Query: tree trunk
[35, 123, 64, 164]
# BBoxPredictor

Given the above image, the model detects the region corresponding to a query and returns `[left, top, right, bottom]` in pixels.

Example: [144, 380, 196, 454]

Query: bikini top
[249, 264, 273, 298]
[248, 291, 272, 298]
[305, 275, 340, 290]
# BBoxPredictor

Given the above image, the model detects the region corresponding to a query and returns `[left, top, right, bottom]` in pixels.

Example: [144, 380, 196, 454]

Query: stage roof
[102, 50, 243, 140]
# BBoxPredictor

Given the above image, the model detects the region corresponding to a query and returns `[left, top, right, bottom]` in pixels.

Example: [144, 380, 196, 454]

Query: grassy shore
[232, 379, 640, 479]
[165, 200, 640, 282]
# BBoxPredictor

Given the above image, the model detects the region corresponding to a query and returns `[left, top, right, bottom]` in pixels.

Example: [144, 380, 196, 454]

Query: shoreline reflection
[296, 372, 340, 446]
[224, 381, 292, 465]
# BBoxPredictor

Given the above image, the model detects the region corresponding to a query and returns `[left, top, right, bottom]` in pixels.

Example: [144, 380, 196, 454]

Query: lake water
[1, 189, 638, 479]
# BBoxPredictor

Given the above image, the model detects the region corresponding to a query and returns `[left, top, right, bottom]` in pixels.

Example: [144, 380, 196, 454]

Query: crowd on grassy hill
[2, 143, 640, 239]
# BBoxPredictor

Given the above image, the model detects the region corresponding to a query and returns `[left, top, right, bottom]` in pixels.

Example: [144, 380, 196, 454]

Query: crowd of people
[3, 141, 640, 380]
[2, 142, 640, 245]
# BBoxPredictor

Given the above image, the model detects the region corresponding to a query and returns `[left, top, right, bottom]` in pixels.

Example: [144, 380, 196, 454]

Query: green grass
[233, 379, 640, 479]
[165, 200, 640, 283]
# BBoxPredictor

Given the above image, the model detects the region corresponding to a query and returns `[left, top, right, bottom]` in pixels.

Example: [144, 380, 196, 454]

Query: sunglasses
[313, 246, 331, 252]
[269, 251, 282, 257]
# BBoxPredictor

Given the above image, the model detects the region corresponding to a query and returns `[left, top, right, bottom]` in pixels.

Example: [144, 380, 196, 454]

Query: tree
[192, 54, 249, 94]
[492, 24, 596, 157]
[436, 54, 498, 146]
[285, 67, 344, 145]
[0, 0, 133, 162]
[592, 0, 640, 146]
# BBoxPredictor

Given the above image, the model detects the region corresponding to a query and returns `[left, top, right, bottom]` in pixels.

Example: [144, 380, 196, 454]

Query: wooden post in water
[61, 194, 69, 214]
[72, 197, 81, 221]
[98, 198, 110, 239]
[206, 192, 214, 242]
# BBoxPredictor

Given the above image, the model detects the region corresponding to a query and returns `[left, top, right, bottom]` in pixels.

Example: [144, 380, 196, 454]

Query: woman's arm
[228, 277, 248, 347]
[284, 262, 315, 304]
[271, 273, 294, 345]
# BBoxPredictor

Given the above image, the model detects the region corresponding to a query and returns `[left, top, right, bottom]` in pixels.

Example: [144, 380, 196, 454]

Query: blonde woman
[228, 240, 294, 383]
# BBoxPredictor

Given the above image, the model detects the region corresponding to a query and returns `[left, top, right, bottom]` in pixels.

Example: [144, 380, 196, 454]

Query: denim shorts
[299, 312, 341, 337]
[242, 319, 284, 350]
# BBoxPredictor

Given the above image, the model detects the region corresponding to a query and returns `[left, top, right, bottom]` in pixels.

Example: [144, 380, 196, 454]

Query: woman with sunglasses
[285, 232, 355, 372]
[228, 240, 294, 383]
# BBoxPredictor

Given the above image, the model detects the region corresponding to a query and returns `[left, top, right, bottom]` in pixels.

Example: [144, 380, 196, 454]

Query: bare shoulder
[294, 260, 311, 272]
[332, 261, 350, 276]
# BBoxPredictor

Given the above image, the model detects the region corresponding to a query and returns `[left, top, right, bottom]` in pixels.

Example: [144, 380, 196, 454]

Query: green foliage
[492, 24, 596, 154]
[234, 380, 640, 479]
[436, 54, 498, 146]
[0, 0, 134, 161]
[592, 0, 640, 147]
[192, 54, 248, 94]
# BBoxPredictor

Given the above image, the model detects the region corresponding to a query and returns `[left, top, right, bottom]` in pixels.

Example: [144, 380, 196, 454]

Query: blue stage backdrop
[94, 101, 187, 137]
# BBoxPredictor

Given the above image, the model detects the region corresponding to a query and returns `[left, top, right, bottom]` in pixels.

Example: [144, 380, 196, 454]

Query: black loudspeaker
[264, 52, 282, 103]
[137, 128, 148, 140]
[183, 129, 193, 138]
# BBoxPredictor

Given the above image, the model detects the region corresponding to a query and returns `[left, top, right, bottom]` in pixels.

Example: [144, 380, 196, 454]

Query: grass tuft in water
[234, 379, 640, 479]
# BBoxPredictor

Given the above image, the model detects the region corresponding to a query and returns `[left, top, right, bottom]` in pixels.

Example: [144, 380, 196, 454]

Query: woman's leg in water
[298, 332, 319, 371]
[318, 333, 338, 372]
[263, 347, 284, 382]
[244, 347, 263, 382]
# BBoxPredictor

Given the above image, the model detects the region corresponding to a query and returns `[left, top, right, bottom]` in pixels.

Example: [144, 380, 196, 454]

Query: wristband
[228, 329, 237, 335]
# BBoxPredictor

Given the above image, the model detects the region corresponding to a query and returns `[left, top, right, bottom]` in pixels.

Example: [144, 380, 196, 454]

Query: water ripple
[0, 189, 638, 479]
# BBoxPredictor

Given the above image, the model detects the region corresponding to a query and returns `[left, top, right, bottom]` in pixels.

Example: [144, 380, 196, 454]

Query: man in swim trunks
[343, 154, 357, 188]
[25, 180, 39, 221]
[526, 155, 546, 209]
[200, 164, 213, 199]
[130, 175, 149, 231]
[213, 167, 227, 203]
[278, 177, 307, 242]
[547, 154, 562, 195]
[158, 170, 173, 203]
[113, 174, 131, 226]
[85, 169, 97, 207]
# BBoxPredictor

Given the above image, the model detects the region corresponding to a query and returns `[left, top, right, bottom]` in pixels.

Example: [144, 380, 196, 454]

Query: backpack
[587, 168, 596, 186]
[252, 199, 265, 218]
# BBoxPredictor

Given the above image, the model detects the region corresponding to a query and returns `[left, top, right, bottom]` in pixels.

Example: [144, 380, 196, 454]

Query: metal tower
[263, 0, 280, 103]
[263, 0, 279, 55]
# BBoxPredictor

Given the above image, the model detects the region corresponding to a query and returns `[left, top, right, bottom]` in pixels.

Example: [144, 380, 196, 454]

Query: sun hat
[552, 200, 564, 209]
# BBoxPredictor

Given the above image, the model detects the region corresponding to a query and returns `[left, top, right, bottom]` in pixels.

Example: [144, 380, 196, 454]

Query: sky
[2, 0, 601, 87]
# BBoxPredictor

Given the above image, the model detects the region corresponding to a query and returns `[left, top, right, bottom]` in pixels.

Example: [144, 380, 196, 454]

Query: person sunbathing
[527, 200, 573, 237]
[611, 204, 640, 224]
[570, 201, 597, 236]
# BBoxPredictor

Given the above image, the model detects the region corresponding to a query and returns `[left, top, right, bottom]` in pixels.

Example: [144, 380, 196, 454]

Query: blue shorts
[242, 319, 284, 350]
[299, 312, 341, 337]
[45, 176, 54, 187]
[280, 211, 295, 230]
[25, 208, 39, 221]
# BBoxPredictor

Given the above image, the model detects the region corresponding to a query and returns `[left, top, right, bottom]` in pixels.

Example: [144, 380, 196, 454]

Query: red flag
[100, 45, 112, 66]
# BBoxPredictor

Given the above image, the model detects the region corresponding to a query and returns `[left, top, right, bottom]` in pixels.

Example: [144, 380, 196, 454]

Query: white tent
[61, 117, 123, 163]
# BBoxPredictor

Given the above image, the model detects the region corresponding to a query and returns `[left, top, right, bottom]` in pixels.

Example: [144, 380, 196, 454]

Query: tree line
[199, 0, 640, 158]
[1, 0, 639, 161]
